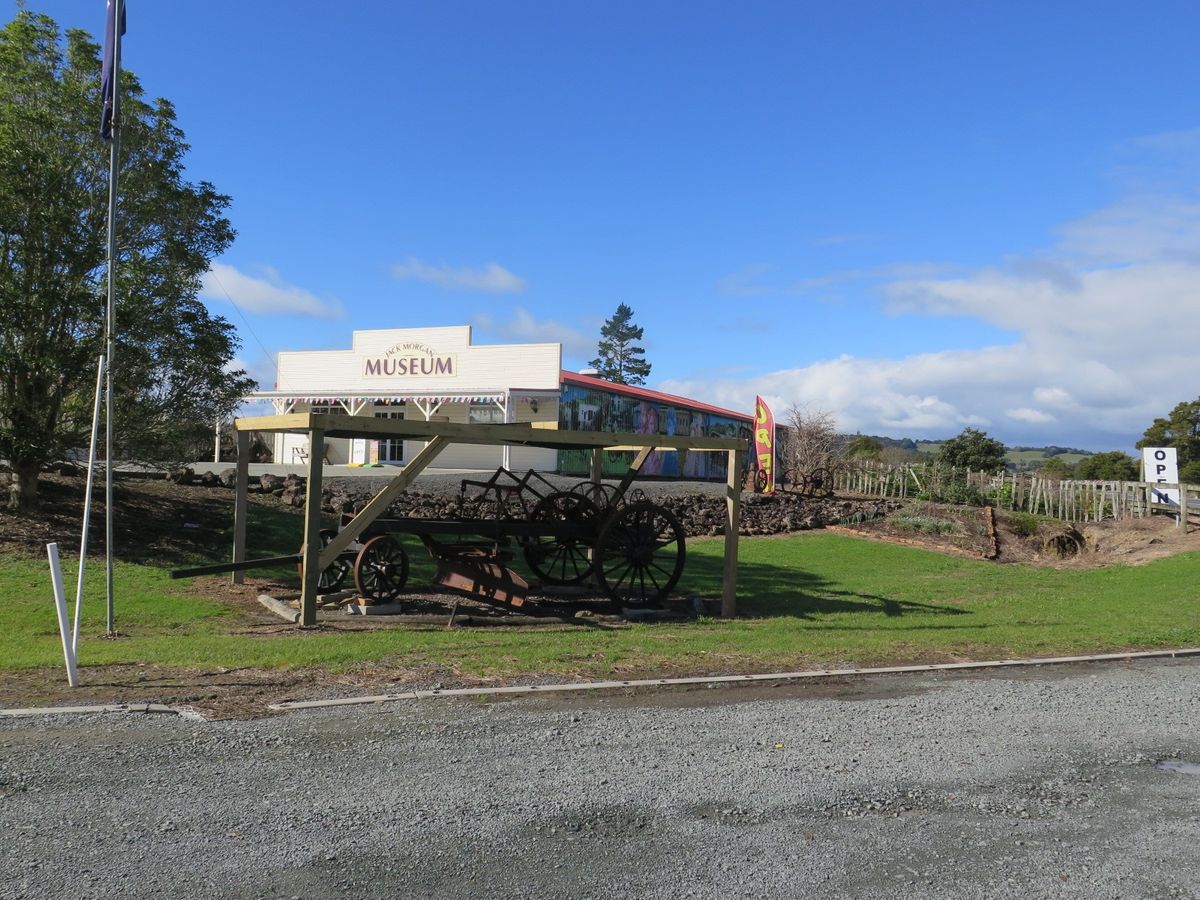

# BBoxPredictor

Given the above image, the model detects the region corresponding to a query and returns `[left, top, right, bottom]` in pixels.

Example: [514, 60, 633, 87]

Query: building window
[469, 403, 504, 425]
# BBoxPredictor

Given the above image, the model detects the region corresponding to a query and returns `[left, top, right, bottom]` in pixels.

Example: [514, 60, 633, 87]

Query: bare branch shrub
[783, 405, 839, 474]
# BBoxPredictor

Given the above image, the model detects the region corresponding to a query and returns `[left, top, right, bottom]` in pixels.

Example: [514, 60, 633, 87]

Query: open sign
[1142, 447, 1179, 506]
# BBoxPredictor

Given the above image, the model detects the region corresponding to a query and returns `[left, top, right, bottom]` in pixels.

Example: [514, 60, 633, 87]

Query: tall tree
[0, 11, 252, 510]
[937, 428, 1008, 472]
[1075, 451, 1138, 481]
[1137, 398, 1200, 468]
[589, 303, 651, 386]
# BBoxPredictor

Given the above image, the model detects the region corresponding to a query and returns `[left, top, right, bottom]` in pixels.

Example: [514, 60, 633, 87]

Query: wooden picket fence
[834, 462, 1195, 527]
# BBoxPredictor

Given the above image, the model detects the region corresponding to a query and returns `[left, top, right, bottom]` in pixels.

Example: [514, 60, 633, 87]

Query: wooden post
[614, 446, 654, 499]
[721, 447, 743, 618]
[299, 428, 325, 627]
[590, 446, 604, 485]
[231, 429, 249, 585]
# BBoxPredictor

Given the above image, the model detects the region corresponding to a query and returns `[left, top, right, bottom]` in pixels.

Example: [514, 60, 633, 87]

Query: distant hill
[1009, 444, 1092, 457]
[838, 434, 1094, 471]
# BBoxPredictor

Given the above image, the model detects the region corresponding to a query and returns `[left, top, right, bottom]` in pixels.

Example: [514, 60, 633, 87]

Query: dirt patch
[0, 664, 314, 720]
[829, 500, 1200, 568]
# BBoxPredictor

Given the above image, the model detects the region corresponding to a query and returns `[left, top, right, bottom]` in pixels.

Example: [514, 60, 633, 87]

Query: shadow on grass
[683, 554, 971, 622]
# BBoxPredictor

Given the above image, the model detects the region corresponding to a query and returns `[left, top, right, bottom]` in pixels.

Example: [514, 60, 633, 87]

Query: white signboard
[1142, 447, 1179, 505]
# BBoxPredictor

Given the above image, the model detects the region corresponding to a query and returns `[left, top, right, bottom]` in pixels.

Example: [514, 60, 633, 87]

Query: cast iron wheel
[354, 534, 409, 604]
[808, 467, 834, 498]
[594, 501, 686, 608]
[296, 528, 351, 593]
[568, 480, 620, 512]
[754, 468, 770, 492]
[523, 492, 599, 585]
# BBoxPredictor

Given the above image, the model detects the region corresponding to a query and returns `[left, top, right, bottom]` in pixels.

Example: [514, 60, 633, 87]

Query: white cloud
[1006, 408, 1055, 424]
[392, 257, 527, 294]
[1033, 386, 1073, 407]
[676, 135, 1200, 449]
[472, 307, 593, 357]
[201, 263, 342, 318]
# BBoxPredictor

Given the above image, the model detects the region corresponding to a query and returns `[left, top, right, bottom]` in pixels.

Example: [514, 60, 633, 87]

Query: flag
[753, 395, 775, 493]
[100, 0, 126, 141]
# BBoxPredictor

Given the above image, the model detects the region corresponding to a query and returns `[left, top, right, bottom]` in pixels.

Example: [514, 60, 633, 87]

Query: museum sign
[363, 342, 456, 378]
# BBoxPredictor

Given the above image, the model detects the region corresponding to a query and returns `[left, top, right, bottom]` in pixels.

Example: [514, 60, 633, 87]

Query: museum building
[247, 326, 751, 478]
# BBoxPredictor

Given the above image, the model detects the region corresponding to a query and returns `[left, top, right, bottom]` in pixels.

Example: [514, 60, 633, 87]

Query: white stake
[47, 543, 79, 688]
[74, 355, 106, 655]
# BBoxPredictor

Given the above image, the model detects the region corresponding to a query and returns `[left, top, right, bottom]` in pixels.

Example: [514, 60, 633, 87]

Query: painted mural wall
[556, 384, 752, 479]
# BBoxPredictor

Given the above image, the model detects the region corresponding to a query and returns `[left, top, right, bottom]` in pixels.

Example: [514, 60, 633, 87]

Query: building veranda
[243, 325, 753, 480]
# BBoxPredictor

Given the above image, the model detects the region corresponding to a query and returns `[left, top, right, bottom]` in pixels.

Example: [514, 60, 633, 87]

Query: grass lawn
[3, 506, 1199, 682]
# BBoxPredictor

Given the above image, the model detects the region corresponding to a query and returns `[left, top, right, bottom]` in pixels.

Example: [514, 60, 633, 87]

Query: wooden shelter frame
[232, 413, 749, 625]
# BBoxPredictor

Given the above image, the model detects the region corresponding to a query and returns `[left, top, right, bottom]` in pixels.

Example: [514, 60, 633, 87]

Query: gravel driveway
[2, 657, 1198, 899]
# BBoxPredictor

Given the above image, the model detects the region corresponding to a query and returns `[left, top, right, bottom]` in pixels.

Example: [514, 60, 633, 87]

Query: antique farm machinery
[745, 462, 835, 497]
[310, 466, 688, 610]
[174, 465, 689, 611]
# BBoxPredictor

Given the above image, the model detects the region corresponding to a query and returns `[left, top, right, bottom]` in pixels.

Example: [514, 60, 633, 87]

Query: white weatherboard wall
[271, 326, 561, 470]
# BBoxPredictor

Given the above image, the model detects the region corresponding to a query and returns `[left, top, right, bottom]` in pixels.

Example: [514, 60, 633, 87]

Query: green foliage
[986, 482, 1014, 506]
[1137, 398, 1200, 468]
[1037, 456, 1074, 480]
[0, 11, 252, 509]
[937, 428, 1008, 473]
[845, 435, 883, 459]
[588, 303, 651, 385]
[1181, 460, 1200, 486]
[1075, 451, 1139, 481]
[1005, 511, 1041, 537]
[941, 478, 985, 506]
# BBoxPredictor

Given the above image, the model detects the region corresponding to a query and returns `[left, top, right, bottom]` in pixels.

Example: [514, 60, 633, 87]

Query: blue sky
[28, 1, 1200, 450]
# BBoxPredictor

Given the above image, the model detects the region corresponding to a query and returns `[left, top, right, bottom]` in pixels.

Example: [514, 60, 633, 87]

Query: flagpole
[103, 0, 124, 636]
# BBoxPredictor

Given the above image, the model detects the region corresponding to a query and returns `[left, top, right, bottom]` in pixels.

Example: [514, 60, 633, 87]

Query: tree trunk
[8, 461, 40, 512]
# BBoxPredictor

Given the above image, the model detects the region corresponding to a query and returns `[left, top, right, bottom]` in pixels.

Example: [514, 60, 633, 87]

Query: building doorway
[374, 409, 404, 463]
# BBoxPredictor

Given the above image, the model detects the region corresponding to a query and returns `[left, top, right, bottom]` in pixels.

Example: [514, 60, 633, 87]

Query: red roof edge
[560, 370, 751, 423]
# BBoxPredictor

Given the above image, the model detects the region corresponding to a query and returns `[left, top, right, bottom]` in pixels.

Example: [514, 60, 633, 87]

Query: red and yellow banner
[753, 395, 775, 493]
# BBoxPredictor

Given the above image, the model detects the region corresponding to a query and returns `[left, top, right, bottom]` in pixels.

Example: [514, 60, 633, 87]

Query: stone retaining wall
[196, 468, 899, 536]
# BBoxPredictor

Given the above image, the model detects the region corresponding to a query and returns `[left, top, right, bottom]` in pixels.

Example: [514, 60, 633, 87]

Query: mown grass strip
[2, 526, 1198, 679]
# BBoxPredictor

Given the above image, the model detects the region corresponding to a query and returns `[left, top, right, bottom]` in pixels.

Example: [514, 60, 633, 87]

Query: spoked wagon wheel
[808, 467, 834, 498]
[568, 480, 620, 512]
[297, 529, 351, 593]
[523, 492, 599, 586]
[754, 468, 770, 492]
[594, 501, 686, 608]
[354, 534, 409, 604]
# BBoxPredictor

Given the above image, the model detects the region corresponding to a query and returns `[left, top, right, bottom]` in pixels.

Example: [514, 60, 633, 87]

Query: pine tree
[589, 304, 651, 385]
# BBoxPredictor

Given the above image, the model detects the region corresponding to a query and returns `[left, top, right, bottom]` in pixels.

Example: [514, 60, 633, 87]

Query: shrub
[893, 513, 959, 535]
[941, 480, 985, 507]
[987, 482, 1014, 507]
[1007, 511, 1040, 538]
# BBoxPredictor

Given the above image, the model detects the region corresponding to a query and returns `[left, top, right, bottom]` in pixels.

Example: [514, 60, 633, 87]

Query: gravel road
[3, 657, 1199, 899]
